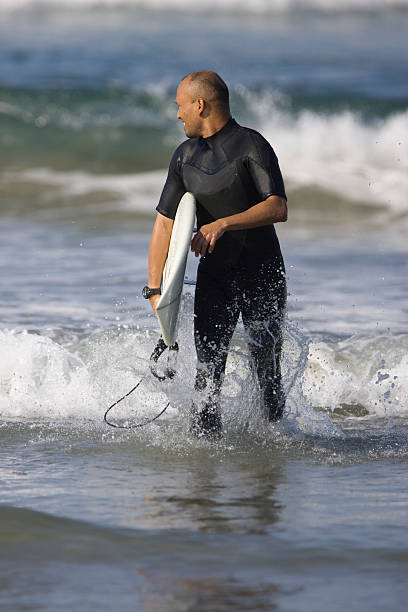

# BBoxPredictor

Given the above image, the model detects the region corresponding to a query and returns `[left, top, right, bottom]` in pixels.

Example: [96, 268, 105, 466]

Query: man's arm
[147, 212, 174, 312]
[191, 195, 287, 257]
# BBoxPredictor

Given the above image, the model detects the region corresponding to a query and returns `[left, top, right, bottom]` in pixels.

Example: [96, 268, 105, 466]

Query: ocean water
[1, 2, 408, 610]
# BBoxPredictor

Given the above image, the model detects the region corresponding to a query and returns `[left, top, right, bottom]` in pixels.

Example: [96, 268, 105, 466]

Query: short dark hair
[184, 71, 230, 108]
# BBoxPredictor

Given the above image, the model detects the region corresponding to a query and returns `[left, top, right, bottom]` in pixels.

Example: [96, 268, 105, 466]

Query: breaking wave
[1, 328, 406, 429]
[1, 85, 406, 218]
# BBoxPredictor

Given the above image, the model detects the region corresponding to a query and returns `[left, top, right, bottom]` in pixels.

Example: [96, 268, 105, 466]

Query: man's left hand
[191, 220, 226, 257]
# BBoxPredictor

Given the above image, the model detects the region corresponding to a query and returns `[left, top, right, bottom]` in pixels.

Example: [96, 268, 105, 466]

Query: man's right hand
[191, 218, 227, 257]
[149, 293, 161, 315]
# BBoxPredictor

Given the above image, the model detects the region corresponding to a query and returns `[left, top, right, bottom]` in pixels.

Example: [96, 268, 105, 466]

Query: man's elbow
[280, 198, 288, 222]
[268, 196, 287, 223]
[155, 211, 174, 235]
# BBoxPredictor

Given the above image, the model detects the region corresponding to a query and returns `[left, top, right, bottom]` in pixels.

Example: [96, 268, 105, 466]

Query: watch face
[142, 286, 160, 299]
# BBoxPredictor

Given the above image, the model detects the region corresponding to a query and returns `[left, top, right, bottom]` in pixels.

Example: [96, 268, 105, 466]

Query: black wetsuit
[157, 118, 287, 430]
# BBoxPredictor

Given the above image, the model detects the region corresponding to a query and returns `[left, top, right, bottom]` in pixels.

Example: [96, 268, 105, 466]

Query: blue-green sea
[1, 1, 408, 610]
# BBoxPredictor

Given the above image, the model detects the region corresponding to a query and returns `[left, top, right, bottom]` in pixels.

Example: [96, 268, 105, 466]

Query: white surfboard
[156, 192, 196, 347]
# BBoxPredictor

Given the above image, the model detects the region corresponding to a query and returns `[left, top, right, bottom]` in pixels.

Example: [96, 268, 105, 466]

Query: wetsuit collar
[201, 117, 237, 146]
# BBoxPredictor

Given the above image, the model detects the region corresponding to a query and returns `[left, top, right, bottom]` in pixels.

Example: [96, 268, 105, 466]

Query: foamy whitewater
[1, 4, 408, 611]
[3, 106, 405, 215]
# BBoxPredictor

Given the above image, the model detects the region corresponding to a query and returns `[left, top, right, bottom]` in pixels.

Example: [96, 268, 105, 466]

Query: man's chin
[184, 127, 199, 139]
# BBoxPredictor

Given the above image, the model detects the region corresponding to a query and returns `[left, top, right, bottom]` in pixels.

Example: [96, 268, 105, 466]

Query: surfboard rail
[156, 192, 196, 347]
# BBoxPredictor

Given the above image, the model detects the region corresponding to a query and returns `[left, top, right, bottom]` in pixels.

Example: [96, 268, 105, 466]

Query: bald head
[183, 71, 230, 110]
[176, 71, 231, 139]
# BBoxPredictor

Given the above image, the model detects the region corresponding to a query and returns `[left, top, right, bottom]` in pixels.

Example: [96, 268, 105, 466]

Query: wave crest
[1, 329, 406, 423]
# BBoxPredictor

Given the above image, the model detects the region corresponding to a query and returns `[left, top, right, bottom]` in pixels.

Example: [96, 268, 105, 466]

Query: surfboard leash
[103, 339, 179, 429]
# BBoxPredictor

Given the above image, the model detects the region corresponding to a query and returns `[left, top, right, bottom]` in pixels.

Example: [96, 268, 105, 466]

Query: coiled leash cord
[104, 338, 179, 429]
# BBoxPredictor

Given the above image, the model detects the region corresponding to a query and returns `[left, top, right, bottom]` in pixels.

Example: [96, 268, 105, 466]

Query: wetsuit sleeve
[246, 134, 287, 201]
[156, 147, 186, 219]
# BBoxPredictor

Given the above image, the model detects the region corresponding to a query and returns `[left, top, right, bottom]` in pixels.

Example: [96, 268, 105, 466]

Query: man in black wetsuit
[145, 71, 287, 438]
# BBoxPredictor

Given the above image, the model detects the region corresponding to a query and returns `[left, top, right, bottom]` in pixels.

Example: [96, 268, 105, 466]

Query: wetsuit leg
[240, 257, 287, 421]
[192, 259, 240, 436]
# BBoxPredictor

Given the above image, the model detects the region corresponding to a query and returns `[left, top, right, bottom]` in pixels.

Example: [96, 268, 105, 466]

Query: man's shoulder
[233, 122, 271, 148]
[225, 121, 275, 162]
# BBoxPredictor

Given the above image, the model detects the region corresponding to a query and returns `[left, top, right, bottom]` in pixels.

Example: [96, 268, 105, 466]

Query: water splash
[1, 324, 407, 451]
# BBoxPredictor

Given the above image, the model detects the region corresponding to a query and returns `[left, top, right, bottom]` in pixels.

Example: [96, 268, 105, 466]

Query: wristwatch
[142, 286, 161, 299]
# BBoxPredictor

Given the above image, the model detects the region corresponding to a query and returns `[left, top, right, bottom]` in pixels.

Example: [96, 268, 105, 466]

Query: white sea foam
[3, 167, 166, 215]
[0, 329, 406, 425]
[303, 334, 408, 417]
[2, 0, 408, 14]
[249, 94, 408, 213]
[0, 330, 97, 418]
[7, 104, 407, 218]
[0, 329, 175, 421]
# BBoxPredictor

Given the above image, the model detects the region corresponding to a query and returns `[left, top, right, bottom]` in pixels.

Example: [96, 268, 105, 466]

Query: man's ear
[196, 98, 205, 115]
